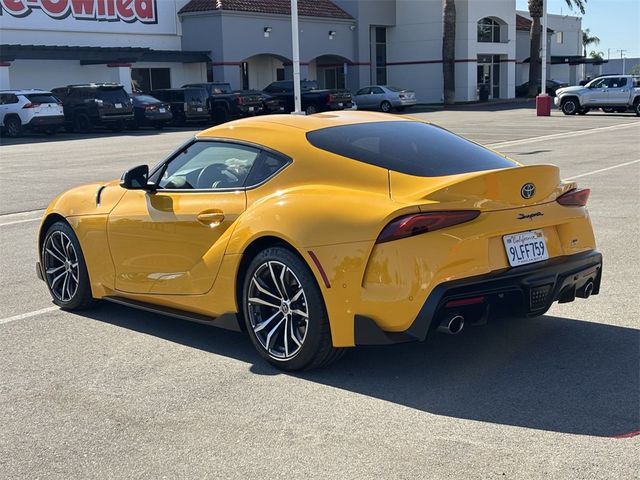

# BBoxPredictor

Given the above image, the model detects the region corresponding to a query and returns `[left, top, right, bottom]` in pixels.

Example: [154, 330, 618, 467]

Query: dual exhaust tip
[437, 314, 465, 335]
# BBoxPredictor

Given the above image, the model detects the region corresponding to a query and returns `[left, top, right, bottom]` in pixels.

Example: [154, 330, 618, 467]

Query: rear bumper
[355, 250, 602, 345]
[26, 115, 65, 127]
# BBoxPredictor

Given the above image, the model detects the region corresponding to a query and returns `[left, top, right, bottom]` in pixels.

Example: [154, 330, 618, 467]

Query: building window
[477, 18, 501, 43]
[556, 32, 564, 44]
[131, 68, 171, 92]
[373, 26, 387, 85]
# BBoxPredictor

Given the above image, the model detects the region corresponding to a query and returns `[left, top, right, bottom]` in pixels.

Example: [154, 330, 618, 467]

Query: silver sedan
[353, 85, 417, 112]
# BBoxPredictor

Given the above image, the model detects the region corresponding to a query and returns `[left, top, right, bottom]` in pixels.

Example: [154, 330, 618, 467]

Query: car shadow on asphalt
[79, 302, 639, 438]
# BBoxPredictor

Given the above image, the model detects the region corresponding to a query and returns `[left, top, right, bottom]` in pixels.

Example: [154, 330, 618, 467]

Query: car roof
[0, 89, 53, 95]
[198, 110, 415, 137]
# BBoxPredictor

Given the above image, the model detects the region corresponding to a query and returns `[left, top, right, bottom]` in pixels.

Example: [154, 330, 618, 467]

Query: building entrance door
[477, 55, 501, 99]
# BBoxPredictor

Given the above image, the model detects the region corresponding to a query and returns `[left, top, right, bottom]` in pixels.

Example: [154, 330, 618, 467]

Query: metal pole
[541, 0, 548, 95]
[291, 0, 303, 115]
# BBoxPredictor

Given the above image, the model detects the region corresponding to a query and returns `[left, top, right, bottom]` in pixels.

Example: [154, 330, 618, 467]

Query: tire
[41, 221, 95, 311]
[561, 98, 579, 115]
[73, 112, 92, 133]
[212, 106, 229, 124]
[380, 100, 392, 113]
[577, 107, 590, 115]
[634, 100, 640, 117]
[4, 115, 22, 138]
[305, 104, 318, 115]
[241, 247, 344, 371]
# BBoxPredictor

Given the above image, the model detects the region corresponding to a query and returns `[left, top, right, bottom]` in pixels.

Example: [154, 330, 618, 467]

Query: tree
[442, 0, 456, 105]
[527, 0, 587, 97]
[582, 28, 600, 57]
[589, 50, 604, 61]
[630, 64, 640, 76]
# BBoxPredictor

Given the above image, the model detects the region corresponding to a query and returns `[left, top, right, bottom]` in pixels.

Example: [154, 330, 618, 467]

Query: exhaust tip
[583, 280, 594, 299]
[438, 314, 465, 335]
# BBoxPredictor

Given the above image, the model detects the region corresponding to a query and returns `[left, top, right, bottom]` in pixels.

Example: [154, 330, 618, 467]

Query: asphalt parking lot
[1, 105, 639, 478]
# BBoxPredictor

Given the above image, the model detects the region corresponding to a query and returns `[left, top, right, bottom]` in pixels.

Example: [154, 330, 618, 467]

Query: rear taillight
[557, 188, 590, 207]
[328, 93, 334, 103]
[237, 96, 245, 105]
[376, 210, 480, 244]
[22, 102, 34, 109]
[145, 105, 157, 111]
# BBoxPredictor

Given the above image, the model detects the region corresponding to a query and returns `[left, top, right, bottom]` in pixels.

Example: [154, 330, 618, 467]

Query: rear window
[25, 94, 59, 104]
[185, 89, 207, 101]
[133, 95, 159, 103]
[96, 87, 128, 102]
[306, 121, 516, 177]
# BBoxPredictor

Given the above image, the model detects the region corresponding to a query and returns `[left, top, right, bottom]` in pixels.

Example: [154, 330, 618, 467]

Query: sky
[515, 0, 640, 59]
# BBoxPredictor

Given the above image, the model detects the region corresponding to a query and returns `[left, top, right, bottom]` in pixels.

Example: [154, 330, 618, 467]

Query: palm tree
[527, 0, 587, 97]
[582, 28, 600, 57]
[442, 0, 456, 104]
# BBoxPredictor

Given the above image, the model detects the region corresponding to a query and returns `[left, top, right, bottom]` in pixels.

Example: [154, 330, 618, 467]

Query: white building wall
[8, 60, 121, 90]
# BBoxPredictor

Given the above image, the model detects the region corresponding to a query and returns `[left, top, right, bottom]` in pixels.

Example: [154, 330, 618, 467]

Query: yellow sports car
[37, 111, 602, 370]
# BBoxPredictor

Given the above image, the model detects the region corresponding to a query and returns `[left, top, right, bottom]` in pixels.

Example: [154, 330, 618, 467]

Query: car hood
[556, 85, 587, 95]
[44, 179, 126, 218]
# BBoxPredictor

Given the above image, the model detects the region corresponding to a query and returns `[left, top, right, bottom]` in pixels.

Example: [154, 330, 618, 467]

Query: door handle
[197, 211, 225, 227]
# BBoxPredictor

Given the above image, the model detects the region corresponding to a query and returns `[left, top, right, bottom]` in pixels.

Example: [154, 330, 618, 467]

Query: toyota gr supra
[37, 111, 602, 370]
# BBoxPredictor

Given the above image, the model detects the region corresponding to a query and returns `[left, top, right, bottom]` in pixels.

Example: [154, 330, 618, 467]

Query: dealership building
[0, 0, 588, 102]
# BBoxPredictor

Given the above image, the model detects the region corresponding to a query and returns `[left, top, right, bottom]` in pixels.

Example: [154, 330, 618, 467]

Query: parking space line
[0, 306, 58, 326]
[488, 122, 640, 149]
[0, 217, 41, 227]
[565, 159, 640, 181]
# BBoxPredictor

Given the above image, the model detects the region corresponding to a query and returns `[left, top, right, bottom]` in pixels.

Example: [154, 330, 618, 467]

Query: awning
[0, 44, 211, 65]
[521, 55, 608, 66]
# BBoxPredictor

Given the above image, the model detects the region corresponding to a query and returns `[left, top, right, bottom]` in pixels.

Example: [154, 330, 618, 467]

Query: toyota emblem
[521, 183, 536, 199]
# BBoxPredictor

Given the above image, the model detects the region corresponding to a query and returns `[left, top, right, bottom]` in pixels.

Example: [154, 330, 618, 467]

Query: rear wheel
[561, 98, 579, 115]
[242, 247, 344, 371]
[73, 112, 92, 133]
[380, 100, 392, 113]
[42, 221, 95, 310]
[4, 116, 22, 138]
[212, 106, 230, 124]
[634, 100, 640, 117]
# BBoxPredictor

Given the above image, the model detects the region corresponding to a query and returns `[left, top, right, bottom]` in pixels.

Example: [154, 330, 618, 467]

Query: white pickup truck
[554, 75, 640, 116]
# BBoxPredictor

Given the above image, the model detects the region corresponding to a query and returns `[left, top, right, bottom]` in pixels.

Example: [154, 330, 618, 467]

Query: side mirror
[120, 165, 152, 190]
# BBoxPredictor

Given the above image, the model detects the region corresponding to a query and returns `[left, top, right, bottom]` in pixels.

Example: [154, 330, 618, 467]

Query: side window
[590, 78, 605, 88]
[4, 94, 19, 104]
[244, 152, 289, 186]
[371, 87, 385, 94]
[356, 88, 370, 95]
[157, 141, 260, 190]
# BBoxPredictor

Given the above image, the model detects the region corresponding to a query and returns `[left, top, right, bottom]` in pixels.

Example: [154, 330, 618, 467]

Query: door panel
[108, 189, 246, 295]
[606, 77, 630, 105]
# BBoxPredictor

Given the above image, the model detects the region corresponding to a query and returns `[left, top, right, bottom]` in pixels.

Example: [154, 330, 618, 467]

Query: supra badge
[521, 183, 536, 199]
[518, 211, 544, 220]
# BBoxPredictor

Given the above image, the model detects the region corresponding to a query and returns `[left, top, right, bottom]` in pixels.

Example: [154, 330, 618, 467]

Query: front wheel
[380, 100, 392, 113]
[42, 221, 95, 310]
[561, 98, 579, 115]
[242, 247, 344, 371]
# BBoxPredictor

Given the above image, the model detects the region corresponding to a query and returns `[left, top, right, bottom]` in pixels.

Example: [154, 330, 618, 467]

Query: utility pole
[616, 49, 627, 74]
[291, 0, 303, 114]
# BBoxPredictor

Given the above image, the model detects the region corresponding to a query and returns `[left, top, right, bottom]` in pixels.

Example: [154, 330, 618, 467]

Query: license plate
[197, 107, 203, 112]
[503, 230, 549, 267]
[159, 108, 166, 113]
[278, 107, 285, 111]
[249, 106, 254, 112]
[115, 103, 122, 109]
[338, 102, 343, 107]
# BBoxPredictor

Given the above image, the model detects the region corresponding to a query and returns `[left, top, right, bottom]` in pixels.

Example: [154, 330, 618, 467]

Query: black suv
[150, 87, 209, 126]
[51, 83, 134, 132]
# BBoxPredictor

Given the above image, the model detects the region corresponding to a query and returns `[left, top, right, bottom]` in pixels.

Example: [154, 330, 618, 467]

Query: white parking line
[488, 121, 640, 149]
[565, 159, 640, 181]
[0, 209, 44, 227]
[0, 306, 58, 326]
[0, 217, 41, 227]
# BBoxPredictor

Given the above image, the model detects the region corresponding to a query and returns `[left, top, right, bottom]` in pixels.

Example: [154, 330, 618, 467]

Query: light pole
[541, 0, 548, 95]
[291, 0, 303, 115]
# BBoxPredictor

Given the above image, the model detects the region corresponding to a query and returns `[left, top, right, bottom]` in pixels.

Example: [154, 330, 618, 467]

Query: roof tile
[178, 0, 353, 20]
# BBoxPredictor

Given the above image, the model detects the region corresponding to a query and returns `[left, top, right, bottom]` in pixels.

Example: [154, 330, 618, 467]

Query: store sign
[0, 0, 157, 23]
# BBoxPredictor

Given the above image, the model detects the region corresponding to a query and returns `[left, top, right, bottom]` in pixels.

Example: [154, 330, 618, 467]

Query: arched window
[478, 17, 502, 43]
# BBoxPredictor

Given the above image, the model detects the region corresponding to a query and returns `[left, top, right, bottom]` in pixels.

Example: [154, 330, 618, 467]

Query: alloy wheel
[43, 231, 80, 302]
[247, 261, 309, 361]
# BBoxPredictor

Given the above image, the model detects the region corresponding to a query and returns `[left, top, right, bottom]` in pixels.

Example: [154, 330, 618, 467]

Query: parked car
[262, 80, 353, 115]
[353, 85, 417, 112]
[0, 89, 65, 137]
[128, 94, 172, 129]
[259, 92, 288, 114]
[150, 87, 209, 126]
[182, 82, 263, 123]
[37, 111, 602, 371]
[515, 79, 569, 97]
[554, 75, 640, 116]
[51, 83, 133, 132]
